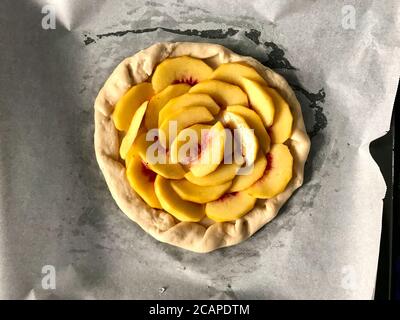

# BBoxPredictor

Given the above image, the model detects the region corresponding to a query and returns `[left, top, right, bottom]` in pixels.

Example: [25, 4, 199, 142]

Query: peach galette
[94, 42, 310, 252]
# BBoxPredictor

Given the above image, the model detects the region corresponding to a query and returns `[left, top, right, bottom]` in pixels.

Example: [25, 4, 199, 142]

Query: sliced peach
[189, 80, 248, 107]
[126, 154, 161, 209]
[205, 191, 257, 222]
[241, 78, 275, 127]
[154, 175, 205, 222]
[119, 101, 148, 159]
[144, 83, 191, 129]
[131, 132, 152, 157]
[151, 56, 213, 93]
[134, 133, 186, 180]
[159, 106, 214, 148]
[263, 87, 293, 143]
[189, 122, 226, 177]
[219, 110, 258, 166]
[113, 82, 154, 132]
[170, 124, 212, 164]
[147, 161, 185, 180]
[226, 105, 271, 154]
[246, 144, 293, 198]
[125, 145, 137, 168]
[124, 128, 147, 168]
[229, 151, 267, 192]
[210, 62, 267, 87]
[158, 93, 220, 128]
[184, 162, 240, 186]
[170, 179, 232, 204]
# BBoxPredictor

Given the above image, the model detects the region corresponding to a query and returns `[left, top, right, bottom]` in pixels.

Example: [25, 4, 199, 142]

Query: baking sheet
[0, 0, 399, 299]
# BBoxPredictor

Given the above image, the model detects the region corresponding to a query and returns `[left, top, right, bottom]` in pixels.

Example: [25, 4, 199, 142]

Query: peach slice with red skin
[158, 93, 220, 128]
[134, 133, 186, 180]
[241, 78, 275, 127]
[210, 62, 268, 87]
[119, 101, 148, 159]
[189, 80, 248, 107]
[170, 124, 212, 165]
[144, 83, 191, 129]
[154, 175, 205, 222]
[151, 56, 213, 93]
[189, 121, 226, 177]
[263, 87, 293, 143]
[246, 144, 293, 199]
[205, 191, 257, 222]
[126, 154, 162, 209]
[229, 151, 267, 192]
[170, 179, 232, 204]
[113, 82, 154, 132]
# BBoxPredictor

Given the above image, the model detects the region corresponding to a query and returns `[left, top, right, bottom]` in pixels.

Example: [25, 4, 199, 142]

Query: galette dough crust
[94, 42, 310, 253]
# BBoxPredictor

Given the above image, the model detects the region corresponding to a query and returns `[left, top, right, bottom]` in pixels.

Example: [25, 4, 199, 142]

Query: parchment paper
[0, 0, 399, 299]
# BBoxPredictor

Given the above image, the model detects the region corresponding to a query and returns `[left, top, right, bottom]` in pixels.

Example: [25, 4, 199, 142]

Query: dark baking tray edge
[372, 79, 399, 300]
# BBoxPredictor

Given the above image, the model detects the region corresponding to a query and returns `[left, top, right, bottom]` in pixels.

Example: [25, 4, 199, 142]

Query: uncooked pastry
[94, 42, 310, 253]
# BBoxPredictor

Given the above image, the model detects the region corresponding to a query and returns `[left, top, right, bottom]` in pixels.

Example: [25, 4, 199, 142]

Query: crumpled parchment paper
[0, 0, 399, 299]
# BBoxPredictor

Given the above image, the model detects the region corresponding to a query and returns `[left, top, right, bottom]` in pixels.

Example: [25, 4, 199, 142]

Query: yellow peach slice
[147, 160, 186, 180]
[219, 110, 258, 166]
[125, 145, 137, 168]
[113, 82, 154, 132]
[126, 154, 161, 209]
[144, 83, 191, 129]
[241, 78, 275, 127]
[131, 132, 153, 156]
[125, 129, 147, 168]
[263, 87, 293, 143]
[134, 133, 186, 180]
[189, 122, 226, 177]
[119, 101, 148, 159]
[205, 191, 257, 222]
[229, 151, 267, 192]
[170, 179, 232, 204]
[159, 106, 214, 148]
[246, 144, 293, 198]
[226, 105, 271, 154]
[158, 93, 220, 128]
[184, 162, 241, 186]
[154, 175, 205, 222]
[170, 124, 212, 164]
[189, 80, 248, 107]
[210, 62, 267, 87]
[151, 56, 213, 93]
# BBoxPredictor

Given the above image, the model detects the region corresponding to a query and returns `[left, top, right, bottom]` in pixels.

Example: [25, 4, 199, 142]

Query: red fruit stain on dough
[173, 76, 198, 86]
[141, 161, 157, 182]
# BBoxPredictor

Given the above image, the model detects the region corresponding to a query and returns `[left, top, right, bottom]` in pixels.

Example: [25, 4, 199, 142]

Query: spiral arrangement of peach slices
[113, 56, 294, 223]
